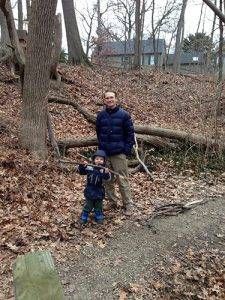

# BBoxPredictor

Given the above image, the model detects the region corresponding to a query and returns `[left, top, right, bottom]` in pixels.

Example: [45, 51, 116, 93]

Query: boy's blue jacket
[78, 164, 111, 200]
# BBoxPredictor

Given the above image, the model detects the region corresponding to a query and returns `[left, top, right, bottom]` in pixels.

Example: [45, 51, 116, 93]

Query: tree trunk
[218, 0, 223, 81]
[0, 0, 25, 79]
[133, 0, 141, 69]
[151, 0, 157, 68]
[211, 0, 217, 41]
[18, 0, 23, 30]
[51, 13, 62, 80]
[96, 0, 102, 56]
[203, 0, 225, 22]
[173, 0, 188, 73]
[26, 0, 31, 23]
[57, 134, 177, 152]
[0, 8, 10, 43]
[21, 0, 57, 158]
[61, 0, 90, 65]
[196, 2, 204, 33]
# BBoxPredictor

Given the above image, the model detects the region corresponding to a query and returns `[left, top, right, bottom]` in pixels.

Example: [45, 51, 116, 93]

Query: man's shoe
[108, 201, 119, 209]
[124, 203, 133, 216]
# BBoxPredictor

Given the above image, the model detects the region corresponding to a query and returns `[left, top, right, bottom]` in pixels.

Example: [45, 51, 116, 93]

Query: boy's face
[94, 156, 105, 165]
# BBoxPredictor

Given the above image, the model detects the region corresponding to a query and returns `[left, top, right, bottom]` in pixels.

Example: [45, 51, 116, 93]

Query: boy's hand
[104, 167, 109, 173]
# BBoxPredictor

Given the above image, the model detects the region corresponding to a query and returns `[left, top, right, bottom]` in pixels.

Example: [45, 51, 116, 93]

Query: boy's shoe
[94, 210, 104, 224]
[80, 211, 89, 224]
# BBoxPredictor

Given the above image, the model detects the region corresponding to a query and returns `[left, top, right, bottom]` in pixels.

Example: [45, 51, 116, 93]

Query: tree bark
[173, 0, 188, 73]
[18, 0, 23, 30]
[21, 0, 57, 158]
[133, 0, 141, 69]
[61, 0, 90, 65]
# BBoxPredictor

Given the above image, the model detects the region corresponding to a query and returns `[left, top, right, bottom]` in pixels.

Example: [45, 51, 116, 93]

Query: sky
[16, 0, 218, 51]
[57, 0, 216, 51]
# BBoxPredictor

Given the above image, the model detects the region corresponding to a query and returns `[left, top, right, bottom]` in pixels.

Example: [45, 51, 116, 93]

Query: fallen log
[49, 96, 225, 150]
[49, 96, 96, 123]
[57, 134, 177, 151]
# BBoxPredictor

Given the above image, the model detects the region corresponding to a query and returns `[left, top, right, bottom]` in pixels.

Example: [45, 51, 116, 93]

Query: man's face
[104, 92, 117, 109]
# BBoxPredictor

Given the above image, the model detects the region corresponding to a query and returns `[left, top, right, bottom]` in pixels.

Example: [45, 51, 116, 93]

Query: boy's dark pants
[83, 198, 103, 213]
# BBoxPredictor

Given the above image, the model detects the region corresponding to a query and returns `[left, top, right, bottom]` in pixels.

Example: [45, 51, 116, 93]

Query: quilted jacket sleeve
[123, 112, 135, 156]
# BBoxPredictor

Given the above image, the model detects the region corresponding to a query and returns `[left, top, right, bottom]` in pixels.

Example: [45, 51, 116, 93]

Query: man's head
[104, 91, 118, 109]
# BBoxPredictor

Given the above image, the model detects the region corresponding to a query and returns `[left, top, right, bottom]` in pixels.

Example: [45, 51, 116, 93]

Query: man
[96, 91, 135, 215]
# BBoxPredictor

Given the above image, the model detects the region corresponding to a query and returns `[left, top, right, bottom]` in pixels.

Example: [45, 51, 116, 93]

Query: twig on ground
[133, 134, 154, 181]
[145, 199, 207, 230]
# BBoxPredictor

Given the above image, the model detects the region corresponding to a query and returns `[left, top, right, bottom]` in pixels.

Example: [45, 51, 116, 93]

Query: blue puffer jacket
[96, 106, 135, 156]
[78, 164, 111, 201]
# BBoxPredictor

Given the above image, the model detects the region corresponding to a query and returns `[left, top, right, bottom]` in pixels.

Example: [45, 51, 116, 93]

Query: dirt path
[58, 198, 225, 299]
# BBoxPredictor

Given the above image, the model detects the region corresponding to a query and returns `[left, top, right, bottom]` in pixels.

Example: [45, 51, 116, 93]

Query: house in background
[97, 38, 166, 68]
[165, 51, 209, 74]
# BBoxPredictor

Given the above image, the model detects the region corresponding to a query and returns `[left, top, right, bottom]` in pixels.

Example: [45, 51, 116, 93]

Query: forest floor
[1, 64, 225, 299]
[59, 198, 225, 300]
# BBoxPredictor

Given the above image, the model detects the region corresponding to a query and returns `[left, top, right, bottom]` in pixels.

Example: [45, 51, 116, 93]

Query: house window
[192, 57, 199, 62]
[148, 55, 155, 65]
[121, 56, 129, 62]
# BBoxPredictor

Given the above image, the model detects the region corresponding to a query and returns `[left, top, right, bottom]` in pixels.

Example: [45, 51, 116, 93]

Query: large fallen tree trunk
[49, 96, 225, 150]
[57, 134, 177, 151]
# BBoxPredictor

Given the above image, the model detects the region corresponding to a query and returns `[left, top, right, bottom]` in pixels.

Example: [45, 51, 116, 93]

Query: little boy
[77, 150, 111, 224]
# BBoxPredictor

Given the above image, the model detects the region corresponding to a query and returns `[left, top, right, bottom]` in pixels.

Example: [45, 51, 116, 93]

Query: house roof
[167, 51, 205, 65]
[101, 38, 166, 56]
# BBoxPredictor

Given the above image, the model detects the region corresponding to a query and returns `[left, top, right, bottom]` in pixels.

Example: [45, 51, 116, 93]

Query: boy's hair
[104, 90, 117, 98]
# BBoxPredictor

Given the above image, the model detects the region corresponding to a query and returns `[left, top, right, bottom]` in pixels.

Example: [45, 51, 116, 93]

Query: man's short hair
[104, 90, 117, 98]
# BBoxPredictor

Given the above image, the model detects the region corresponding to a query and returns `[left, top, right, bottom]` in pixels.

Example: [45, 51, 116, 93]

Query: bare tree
[110, 0, 136, 63]
[203, 0, 225, 23]
[196, 2, 204, 33]
[0, 0, 25, 79]
[26, 0, 31, 23]
[211, 0, 217, 41]
[133, 0, 141, 69]
[173, 0, 188, 73]
[18, 0, 23, 30]
[21, 0, 57, 158]
[61, 0, 90, 65]
[0, 8, 13, 69]
[51, 13, 62, 80]
[76, 4, 96, 56]
[218, 0, 223, 81]
[148, 0, 179, 68]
